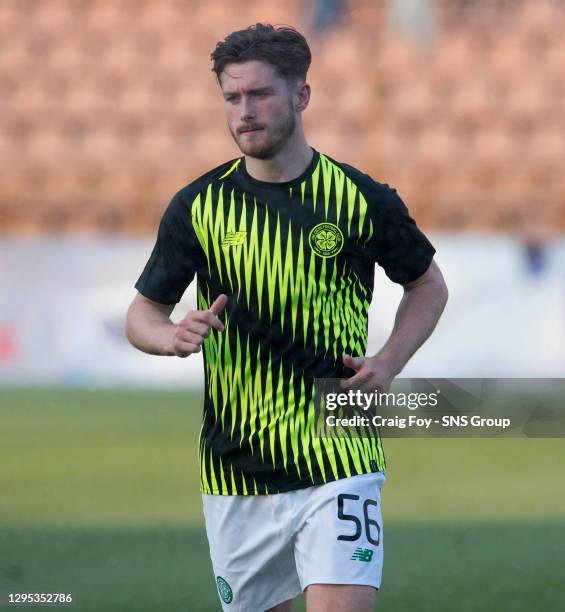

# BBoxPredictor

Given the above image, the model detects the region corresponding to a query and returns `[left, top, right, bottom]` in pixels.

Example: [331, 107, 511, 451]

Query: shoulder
[173, 158, 242, 206]
[319, 152, 399, 208]
[157, 158, 240, 230]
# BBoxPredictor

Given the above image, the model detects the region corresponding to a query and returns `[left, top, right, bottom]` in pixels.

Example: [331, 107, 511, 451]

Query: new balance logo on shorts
[351, 548, 374, 562]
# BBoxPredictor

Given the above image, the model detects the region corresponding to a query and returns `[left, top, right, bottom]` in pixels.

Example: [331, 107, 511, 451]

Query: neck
[244, 132, 313, 183]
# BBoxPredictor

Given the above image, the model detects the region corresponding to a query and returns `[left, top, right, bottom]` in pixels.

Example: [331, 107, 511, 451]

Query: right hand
[172, 294, 228, 357]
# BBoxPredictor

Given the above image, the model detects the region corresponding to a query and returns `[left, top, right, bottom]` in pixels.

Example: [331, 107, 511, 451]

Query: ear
[294, 82, 311, 112]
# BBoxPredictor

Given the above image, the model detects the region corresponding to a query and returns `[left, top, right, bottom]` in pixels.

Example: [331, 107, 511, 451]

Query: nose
[240, 95, 255, 121]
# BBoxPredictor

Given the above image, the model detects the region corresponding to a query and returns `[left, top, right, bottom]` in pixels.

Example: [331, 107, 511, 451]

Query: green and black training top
[135, 149, 435, 495]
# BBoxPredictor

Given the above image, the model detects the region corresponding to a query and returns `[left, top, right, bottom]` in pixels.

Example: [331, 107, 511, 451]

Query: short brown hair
[211, 23, 311, 84]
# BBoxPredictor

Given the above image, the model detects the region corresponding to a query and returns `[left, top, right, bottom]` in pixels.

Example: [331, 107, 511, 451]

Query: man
[126, 23, 448, 612]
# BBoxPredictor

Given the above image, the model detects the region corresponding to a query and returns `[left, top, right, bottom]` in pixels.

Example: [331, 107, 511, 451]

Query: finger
[190, 310, 225, 332]
[179, 320, 210, 338]
[343, 354, 365, 372]
[209, 294, 228, 316]
[208, 294, 227, 331]
[359, 379, 383, 393]
[181, 331, 208, 346]
[341, 369, 373, 390]
[174, 341, 201, 357]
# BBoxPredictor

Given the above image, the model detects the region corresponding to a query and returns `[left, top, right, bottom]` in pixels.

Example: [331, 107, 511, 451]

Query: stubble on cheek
[226, 96, 295, 159]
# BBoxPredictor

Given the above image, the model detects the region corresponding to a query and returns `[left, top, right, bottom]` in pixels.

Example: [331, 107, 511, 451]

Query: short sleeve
[368, 184, 436, 284]
[135, 189, 200, 304]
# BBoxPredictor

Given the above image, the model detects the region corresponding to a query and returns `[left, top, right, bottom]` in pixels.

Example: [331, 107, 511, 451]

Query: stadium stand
[0, 0, 563, 234]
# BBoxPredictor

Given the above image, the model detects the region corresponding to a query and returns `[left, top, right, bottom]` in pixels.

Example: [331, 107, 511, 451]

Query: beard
[229, 101, 296, 160]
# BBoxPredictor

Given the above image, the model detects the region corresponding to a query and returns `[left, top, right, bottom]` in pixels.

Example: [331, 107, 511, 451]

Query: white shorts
[202, 471, 386, 611]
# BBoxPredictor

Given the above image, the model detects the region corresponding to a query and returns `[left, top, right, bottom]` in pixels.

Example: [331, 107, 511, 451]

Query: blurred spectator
[523, 236, 548, 278]
[388, 0, 438, 45]
[312, 0, 344, 32]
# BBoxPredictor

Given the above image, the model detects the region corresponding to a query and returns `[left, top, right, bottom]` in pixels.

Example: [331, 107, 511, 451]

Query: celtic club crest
[216, 576, 233, 604]
[309, 222, 344, 258]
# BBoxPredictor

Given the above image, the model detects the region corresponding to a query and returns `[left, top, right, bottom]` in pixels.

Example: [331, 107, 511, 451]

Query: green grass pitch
[1, 389, 564, 611]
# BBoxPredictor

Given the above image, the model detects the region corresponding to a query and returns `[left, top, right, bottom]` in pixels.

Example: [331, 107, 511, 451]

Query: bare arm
[125, 293, 177, 356]
[342, 259, 448, 390]
[376, 258, 448, 376]
[125, 292, 227, 357]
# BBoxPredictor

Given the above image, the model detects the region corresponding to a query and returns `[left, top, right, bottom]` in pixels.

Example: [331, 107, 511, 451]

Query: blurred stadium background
[1, 1, 564, 610]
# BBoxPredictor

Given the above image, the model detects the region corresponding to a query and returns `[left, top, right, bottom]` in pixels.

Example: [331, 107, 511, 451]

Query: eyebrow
[222, 87, 274, 98]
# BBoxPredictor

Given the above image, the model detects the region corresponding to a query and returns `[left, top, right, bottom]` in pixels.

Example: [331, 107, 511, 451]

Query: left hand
[341, 354, 395, 392]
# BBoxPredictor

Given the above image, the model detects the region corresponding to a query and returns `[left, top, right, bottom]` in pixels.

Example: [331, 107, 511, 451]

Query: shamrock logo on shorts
[216, 576, 233, 604]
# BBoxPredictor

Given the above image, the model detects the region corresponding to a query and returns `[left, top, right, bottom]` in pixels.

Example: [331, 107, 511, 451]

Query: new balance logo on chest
[222, 231, 247, 247]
